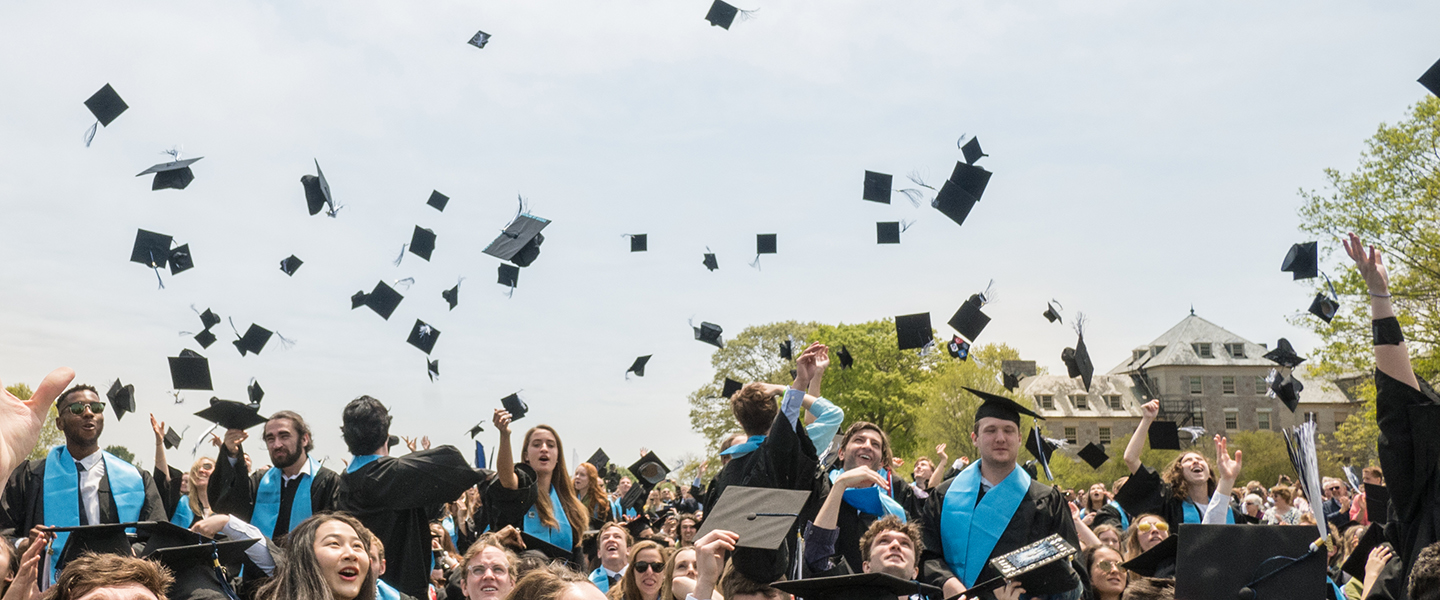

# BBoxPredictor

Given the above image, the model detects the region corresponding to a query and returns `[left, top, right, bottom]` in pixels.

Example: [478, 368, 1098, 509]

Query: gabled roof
[1019, 374, 1146, 419]
[1109, 314, 1278, 374]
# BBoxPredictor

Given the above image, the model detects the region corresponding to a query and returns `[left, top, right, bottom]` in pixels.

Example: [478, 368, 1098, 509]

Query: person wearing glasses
[1079, 545, 1128, 600]
[0, 384, 165, 560]
[610, 540, 668, 600]
[1320, 477, 1352, 531]
[459, 535, 519, 600]
[1121, 515, 1170, 562]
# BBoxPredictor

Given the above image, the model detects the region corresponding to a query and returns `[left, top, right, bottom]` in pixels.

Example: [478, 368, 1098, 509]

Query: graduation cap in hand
[137, 156, 203, 191]
[301, 159, 339, 217]
[1263, 338, 1306, 369]
[106, 380, 135, 421]
[501, 392, 528, 420]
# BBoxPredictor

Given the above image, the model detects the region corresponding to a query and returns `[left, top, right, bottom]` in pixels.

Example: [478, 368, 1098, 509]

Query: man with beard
[208, 410, 340, 540]
[0, 384, 166, 563]
[807, 421, 914, 574]
[588, 522, 630, 592]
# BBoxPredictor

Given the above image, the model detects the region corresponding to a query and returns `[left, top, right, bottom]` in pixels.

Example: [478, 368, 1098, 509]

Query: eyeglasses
[1095, 560, 1123, 573]
[64, 401, 106, 416]
[467, 564, 508, 577]
[1136, 522, 1169, 533]
[633, 561, 664, 574]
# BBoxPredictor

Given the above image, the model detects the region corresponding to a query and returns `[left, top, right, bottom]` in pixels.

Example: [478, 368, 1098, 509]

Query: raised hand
[793, 344, 818, 388]
[4, 529, 50, 600]
[935, 443, 948, 461]
[222, 429, 248, 455]
[421, 435, 431, 450]
[0, 367, 75, 486]
[813, 344, 830, 373]
[150, 413, 166, 442]
[189, 514, 231, 537]
[1140, 399, 1160, 420]
[492, 409, 512, 436]
[833, 466, 889, 491]
[1343, 232, 1390, 295]
[1215, 435, 1243, 481]
[1365, 545, 1394, 584]
[693, 529, 740, 593]
[403, 436, 419, 453]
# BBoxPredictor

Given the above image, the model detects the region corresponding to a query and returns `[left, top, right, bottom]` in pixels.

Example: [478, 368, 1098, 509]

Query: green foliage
[1327, 379, 1379, 468]
[910, 344, 1024, 465]
[687, 320, 821, 462]
[8, 383, 65, 462]
[104, 445, 138, 468]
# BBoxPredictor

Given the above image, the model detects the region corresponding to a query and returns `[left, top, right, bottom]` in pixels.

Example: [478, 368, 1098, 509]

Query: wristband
[1373, 317, 1405, 346]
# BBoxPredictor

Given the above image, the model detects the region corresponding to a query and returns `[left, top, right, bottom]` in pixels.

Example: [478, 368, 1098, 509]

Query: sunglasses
[1095, 560, 1124, 573]
[64, 401, 106, 416]
[1136, 522, 1169, 533]
[632, 561, 664, 574]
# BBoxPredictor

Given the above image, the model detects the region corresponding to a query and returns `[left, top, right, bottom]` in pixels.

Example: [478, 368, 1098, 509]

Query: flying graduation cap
[750, 234, 777, 269]
[428, 359, 440, 381]
[1077, 442, 1110, 469]
[409, 226, 437, 261]
[779, 339, 793, 360]
[862, 171, 892, 204]
[130, 229, 194, 287]
[301, 159, 339, 217]
[876, 222, 901, 244]
[83, 84, 127, 146]
[136, 156, 203, 191]
[627, 355, 651, 378]
[1420, 56, 1440, 96]
[628, 234, 648, 252]
[1060, 315, 1095, 391]
[702, 249, 719, 271]
[407, 319, 440, 354]
[468, 421, 485, 438]
[468, 30, 492, 49]
[162, 427, 183, 450]
[704, 0, 756, 29]
[442, 282, 460, 310]
[106, 379, 135, 421]
[586, 448, 610, 471]
[948, 289, 992, 342]
[232, 323, 273, 356]
[721, 378, 744, 398]
[1263, 338, 1306, 369]
[948, 336, 970, 360]
[1043, 301, 1063, 324]
[500, 392, 528, 420]
[932, 160, 993, 228]
[195, 397, 267, 430]
[895, 313, 933, 351]
[1147, 420, 1183, 450]
[483, 210, 549, 267]
[352, 280, 404, 320]
[628, 451, 671, 487]
[694, 321, 725, 348]
[837, 345, 854, 369]
[168, 349, 212, 390]
[279, 255, 303, 276]
[246, 380, 264, 407]
[1309, 291, 1340, 323]
[1267, 369, 1304, 412]
[498, 264, 520, 291]
[1281, 242, 1319, 280]
[959, 136, 987, 165]
[427, 190, 450, 211]
[1024, 427, 1060, 480]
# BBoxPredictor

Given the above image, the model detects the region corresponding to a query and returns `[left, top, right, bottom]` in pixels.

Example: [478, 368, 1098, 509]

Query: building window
[1099, 427, 1112, 445]
[1064, 427, 1078, 444]
[1189, 377, 1203, 394]
[1255, 376, 1267, 395]
[1257, 409, 1272, 431]
[1192, 409, 1205, 428]
[1226, 343, 1246, 358]
[1072, 395, 1089, 410]
[1133, 349, 1147, 362]
[1037, 395, 1054, 410]
[1222, 376, 1235, 395]
[1106, 395, 1123, 410]
[1224, 409, 1239, 430]
[1193, 343, 1213, 358]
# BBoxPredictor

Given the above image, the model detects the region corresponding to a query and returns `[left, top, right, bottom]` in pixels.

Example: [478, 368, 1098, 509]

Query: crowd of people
[0, 232, 1437, 600]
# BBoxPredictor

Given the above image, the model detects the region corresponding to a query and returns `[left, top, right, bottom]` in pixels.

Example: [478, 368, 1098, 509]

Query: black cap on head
[1341, 524, 1386, 581]
[1077, 442, 1109, 469]
[136, 157, 203, 191]
[442, 284, 459, 310]
[468, 31, 491, 49]
[167, 245, 194, 275]
[932, 180, 978, 227]
[629, 234, 648, 252]
[894, 313, 933, 351]
[301, 159, 333, 216]
[587, 449, 610, 471]
[722, 378, 743, 398]
[623, 514, 651, 537]
[168, 350, 213, 390]
[966, 387, 1043, 424]
[862, 171, 892, 204]
[876, 222, 901, 244]
[279, 255, 303, 276]
[837, 346, 854, 369]
[628, 452, 670, 486]
[705, 0, 739, 28]
[702, 252, 719, 271]
[1174, 524, 1326, 600]
[519, 532, 575, 564]
[163, 427, 182, 450]
[47, 523, 133, 569]
[145, 538, 258, 598]
[233, 323, 273, 356]
[130, 229, 173, 268]
[410, 226, 437, 261]
[1420, 57, 1440, 96]
[483, 214, 549, 267]
[960, 137, 987, 165]
[694, 485, 809, 550]
[84, 84, 128, 126]
[1281, 242, 1319, 280]
[501, 392, 528, 420]
[1264, 339, 1306, 369]
[1309, 293, 1339, 322]
[195, 397, 267, 430]
[1147, 420, 1182, 450]
[1121, 533, 1177, 578]
[628, 355, 651, 377]
[106, 380, 135, 420]
[357, 281, 404, 320]
[948, 294, 991, 342]
[694, 321, 725, 349]
[427, 190, 449, 212]
[756, 234, 777, 255]
[407, 319, 440, 355]
[773, 573, 942, 600]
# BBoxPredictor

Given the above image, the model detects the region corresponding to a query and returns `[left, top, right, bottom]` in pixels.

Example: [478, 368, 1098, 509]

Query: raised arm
[0, 367, 74, 487]
[1124, 400, 1159, 474]
[1069, 501, 1103, 550]
[149, 414, 170, 476]
[493, 409, 517, 490]
[928, 444, 951, 490]
[1345, 233, 1418, 389]
[1205, 435, 1242, 524]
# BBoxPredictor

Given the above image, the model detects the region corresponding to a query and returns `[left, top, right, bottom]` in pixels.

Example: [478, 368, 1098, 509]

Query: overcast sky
[1, 0, 1435, 470]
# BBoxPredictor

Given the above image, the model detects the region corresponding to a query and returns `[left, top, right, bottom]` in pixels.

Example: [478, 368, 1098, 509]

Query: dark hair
[1411, 541, 1440, 600]
[719, 561, 784, 599]
[858, 515, 923, 565]
[341, 396, 391, 456]
[614, 541, 667, 600]
[1081, 544, 1126, 575]
[730, 383, 778, 436]
[55, 384, 98, 410]
[43, 551, 173, 600]
[838, 422, 894, 470]
[508, 563, 590, 600]
[255, 513, 377, 600]
[269, 410, 316, 453]
[1, 535, 18, 593]
[1122, 576, 1174, 600]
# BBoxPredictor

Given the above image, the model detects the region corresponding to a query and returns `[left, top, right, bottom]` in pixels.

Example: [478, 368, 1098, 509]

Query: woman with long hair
[149, 413, 214, 526]
[255, 513, 377, 600]
[656, 546, 697, 600]
[575, 462, 615, 530]
[607, 541, 667, 600]
[1081, 545, 1129, 600]
[1121, 514, 1170, 567]
[488, 410, 590, 556]
[1119, 402, 1244, 529]
[1091, 524, 1123, 553]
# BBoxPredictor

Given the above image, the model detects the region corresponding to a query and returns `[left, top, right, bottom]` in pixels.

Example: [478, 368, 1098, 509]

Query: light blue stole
[376, 579, 403, 600]
[940, 462, 1030, 587]
[1181, 499, 1234, 524]
[828, 468, 906, 522]
[1108, 500, 1130, 530]
[170, 495, 195, 527]
[523, 486, 573, 549]
[347, 454, 381, 474]
[43, 447, 146, 573]
[253, 458, 320, 538]
[589, 567, 611, 592]
[719, 435, 765, 457]
[443, 514, 458, 548]
[609, 498, 622, 521]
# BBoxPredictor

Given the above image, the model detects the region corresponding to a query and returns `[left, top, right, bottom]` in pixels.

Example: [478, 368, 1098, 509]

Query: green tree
[9, 383, 64, 462]
[104, 445, 139, 469]
[910, 343, 1024, 465]
[687, 320, 821, 459]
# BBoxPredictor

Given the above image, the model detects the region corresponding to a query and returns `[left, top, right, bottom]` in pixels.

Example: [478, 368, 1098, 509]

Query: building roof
[1019, 374, 1147, 419]
[1108, 314, 1279, 374]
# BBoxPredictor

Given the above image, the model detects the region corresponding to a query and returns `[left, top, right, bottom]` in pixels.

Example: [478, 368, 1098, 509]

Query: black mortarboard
[587, 449, 610, 471]
[355, 280, 404, 320]
[628, 452, 670, 486]
[862, 171, 892, 204]
[145, 538, 259, 598]
[163, 427, 182, 450]
[705, 0, 739, 28]
[409, 226, 437, 261]
[1365, 483, 1389, 525]
[628, 355, 651, 377]
[442, 284, 460, 310]
[773, 573, 941, 600]
[1268, 370, 1303, 412]
[1148, 420, 1182, 450]
[949, 161, 992, 200]
[130, 229, 173, 268]
[1073, 337, 1094, 391]
[703, 252, 719, 271]
[233, 323, 273, 356]
[407, 319, 440, 354]
[963, 534, 1078, 597]
[168, 350, 213, 390]
[694, 485, 809, 550]
[756, 234, 777, 255]
[498, 263, 520, 288]
[948, 294, 991, 342]
[1077, 442, 1110, 469]
[279, 255, 303, 276]
[427, 359, 439, 381]
[48, 523, 134, 569]
[876, 222, 901, 244]
[1263, 338, 1305, 368]
[301, 159, 334, 216]
[932, 180, 979, 227]
[468, 30, 491, 49]
[520, 531, 574, 563]
[199, 308, 221, 331]
[247, 380, 264, 406]
[501, 392, 528, 420]
[106, 380, 135, 420]
[1421, 57, 1440, 96]
[1121, 533, 1178, 578]
[84, 84, 128, 127]
[722, 378, 743, 398]
[167, 245, 194, 275]
[427, 190, 449, 211]
[967, 387, 1043, 424]
[1003, 372, 1020, 391]
[948, 336, 971, 360]
[1341, 524, 1386, 581]
[1025, 427, 1059, 465]
[136, 158, 203, 191]
[468, 422, 485, 438]
[694, 321, 725, 348]
[1309, 292, 1339, 322]
[630, 234, 648, 252]
[837, 345, 854, 369]
[195, 397, 267, 430]
[1281, 242, 1319, 280]
[1043, 302, 1062, 324]
[388, 434, 400, 448]
[1174, 524, 1325, 600]
[134, 521, 217, 557]
[624, 514, 653, 538]
[960, 137, 987, 165]
[894, 313, 933, 350]
[779, 339, 793, 360]
[483, 213, 549, 267]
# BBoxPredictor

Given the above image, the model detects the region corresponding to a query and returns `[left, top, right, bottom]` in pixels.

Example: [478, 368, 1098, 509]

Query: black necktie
[76, 461, 89, 526]
[276, 476, 301, 535]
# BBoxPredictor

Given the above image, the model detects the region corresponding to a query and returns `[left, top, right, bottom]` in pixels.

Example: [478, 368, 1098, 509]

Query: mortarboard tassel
[274, 332, 296, 350]
[149, 250, 166, 290]
[392, 277, 415, 290]
[83, 122, 99, 147]
[393, 245, 408, 266]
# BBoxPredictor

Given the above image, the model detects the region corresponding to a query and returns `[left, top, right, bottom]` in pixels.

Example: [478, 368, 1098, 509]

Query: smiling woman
[255, 513, 378, 600]
[610, 541, 668, 600]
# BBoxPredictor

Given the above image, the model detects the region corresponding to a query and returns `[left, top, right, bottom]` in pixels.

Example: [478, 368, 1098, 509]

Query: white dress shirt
[75, 451, 105, 525]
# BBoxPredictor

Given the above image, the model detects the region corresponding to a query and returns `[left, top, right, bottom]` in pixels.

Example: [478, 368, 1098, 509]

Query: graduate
[918, 388, 1081, 600]
[208, 410, 341, 540]
[148, 413, 213, 527]
[812, 421, 916, 573]
[589, 521, 631, 592]
[575, 462, 613, 531]
[485, 411, 589, 560]
[334, 396, 483, 599]
[1114, 400, 1242, 529]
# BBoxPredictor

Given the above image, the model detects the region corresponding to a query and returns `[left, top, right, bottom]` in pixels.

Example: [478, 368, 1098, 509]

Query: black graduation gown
[207, 443, 341, 535]
[154, 465, 190, 524]
[483, 462, 586, 564]
[1362, 369, 1440, 600]
[0, 455, 168, 540]
[1113, 464, 1242, 530]
[817, 466, 918, 573]
[918, 474, 1081, 600]
[335, 446, 482, 599]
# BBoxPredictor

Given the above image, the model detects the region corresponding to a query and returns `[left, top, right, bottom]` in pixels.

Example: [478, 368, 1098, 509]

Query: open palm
[0, 367, 74, 485]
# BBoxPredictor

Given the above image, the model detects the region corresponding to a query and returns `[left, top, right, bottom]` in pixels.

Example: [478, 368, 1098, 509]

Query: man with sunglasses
[1320, 476, 1352, 531]
[0, 384, 165, 559]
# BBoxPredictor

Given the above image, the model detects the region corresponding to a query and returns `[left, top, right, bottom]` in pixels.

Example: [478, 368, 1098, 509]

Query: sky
[1, 0, 1436, 472]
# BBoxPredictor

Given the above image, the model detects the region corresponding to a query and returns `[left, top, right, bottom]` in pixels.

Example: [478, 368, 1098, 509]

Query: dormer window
[1193, 343, 1213, 358]
[1152, 345, 1166, 357]
[1133, 349, 1147, 362]
[1225, 343, 1246, 358]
